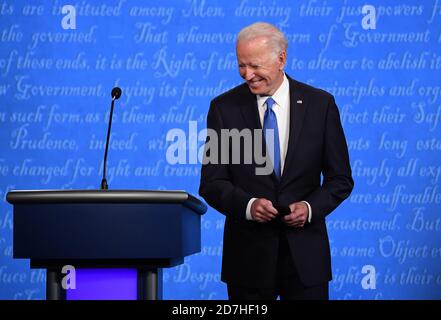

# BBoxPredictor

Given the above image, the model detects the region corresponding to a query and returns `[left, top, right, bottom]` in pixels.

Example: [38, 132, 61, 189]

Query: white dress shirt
[245, 74, 312, 222]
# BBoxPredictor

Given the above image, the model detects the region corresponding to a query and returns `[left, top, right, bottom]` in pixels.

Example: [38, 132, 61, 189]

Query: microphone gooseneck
[101, 87, 122, 190]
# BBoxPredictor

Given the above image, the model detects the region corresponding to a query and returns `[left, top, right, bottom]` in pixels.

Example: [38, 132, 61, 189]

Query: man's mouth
[248, 79, 264, 87]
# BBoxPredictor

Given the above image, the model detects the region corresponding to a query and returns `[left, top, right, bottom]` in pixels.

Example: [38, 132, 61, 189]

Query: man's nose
[242, 67, 254, 81]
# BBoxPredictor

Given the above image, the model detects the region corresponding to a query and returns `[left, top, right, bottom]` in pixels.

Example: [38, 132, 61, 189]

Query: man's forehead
[236, 45, 273, 62]
[237, 36, 270, 48]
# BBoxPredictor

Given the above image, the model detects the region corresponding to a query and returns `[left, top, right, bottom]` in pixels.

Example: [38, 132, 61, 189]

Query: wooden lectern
[6, 189, 207, 300]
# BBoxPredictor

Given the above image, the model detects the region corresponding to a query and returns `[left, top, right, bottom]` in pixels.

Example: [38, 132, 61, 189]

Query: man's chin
[247, 85, 267, 95]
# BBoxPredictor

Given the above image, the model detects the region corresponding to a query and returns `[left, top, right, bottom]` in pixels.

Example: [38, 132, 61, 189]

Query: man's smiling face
[236, 36, 286, 96]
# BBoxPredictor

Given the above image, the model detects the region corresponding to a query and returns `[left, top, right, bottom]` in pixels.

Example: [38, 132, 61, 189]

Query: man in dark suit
[199, 22, 354, 300]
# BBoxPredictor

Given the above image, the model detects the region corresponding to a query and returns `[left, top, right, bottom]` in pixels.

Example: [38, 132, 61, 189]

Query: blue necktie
[263, 97, 281, 180]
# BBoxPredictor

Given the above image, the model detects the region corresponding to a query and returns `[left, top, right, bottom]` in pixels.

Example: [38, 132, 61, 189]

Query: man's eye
[238, 64, 260, 69]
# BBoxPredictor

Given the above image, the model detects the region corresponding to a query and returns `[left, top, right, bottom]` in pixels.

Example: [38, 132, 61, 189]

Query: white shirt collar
[256, 73, 289, 108]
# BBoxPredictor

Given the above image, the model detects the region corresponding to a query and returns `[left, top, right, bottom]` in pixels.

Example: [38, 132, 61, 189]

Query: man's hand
[251, 198, 278, 223]
[283, 202, 309, 227]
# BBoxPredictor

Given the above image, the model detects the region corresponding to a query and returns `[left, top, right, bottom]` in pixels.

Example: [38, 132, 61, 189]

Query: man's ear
[278, 50, 287, 70]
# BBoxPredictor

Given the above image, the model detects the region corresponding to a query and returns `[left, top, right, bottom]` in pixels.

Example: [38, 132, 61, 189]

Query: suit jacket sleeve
[304, 95, 354, 221]
[199, 100, 253, 221]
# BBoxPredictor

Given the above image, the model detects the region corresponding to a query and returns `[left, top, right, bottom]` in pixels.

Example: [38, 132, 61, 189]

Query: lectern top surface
[6, 189, 207, 215]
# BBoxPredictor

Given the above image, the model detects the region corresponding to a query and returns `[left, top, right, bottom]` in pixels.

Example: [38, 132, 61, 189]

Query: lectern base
[33, 258, 181, 300]
[46, 267, 163, 300]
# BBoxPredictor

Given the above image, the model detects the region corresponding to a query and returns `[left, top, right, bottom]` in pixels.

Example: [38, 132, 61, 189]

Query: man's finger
[282, 214, 295, 224]
[263, 203, 278, 215]
[257, 209, 273, 222]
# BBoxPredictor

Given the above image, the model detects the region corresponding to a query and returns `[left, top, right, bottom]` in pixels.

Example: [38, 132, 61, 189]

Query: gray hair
[237, 22, 288, 55]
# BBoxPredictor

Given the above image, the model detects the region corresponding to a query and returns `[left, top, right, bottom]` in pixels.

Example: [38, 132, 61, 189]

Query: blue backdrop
[0, 0, 440, 300]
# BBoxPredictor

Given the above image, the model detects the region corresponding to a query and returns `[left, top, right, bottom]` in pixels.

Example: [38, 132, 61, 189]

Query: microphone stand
[101, 88, 121, 190]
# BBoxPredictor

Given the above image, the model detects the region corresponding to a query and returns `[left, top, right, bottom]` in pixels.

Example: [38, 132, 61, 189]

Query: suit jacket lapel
[280, 77, 307, 187]
[238, 85, 280, 185]
[239, 86, 261, 131]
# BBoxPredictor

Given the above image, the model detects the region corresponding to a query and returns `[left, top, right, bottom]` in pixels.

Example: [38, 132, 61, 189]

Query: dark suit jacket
[199, 75, 354, 288]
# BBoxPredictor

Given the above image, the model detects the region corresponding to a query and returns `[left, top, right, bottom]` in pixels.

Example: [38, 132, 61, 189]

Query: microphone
[100, 87, 122, 190]
[111, 87, 122, 100]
